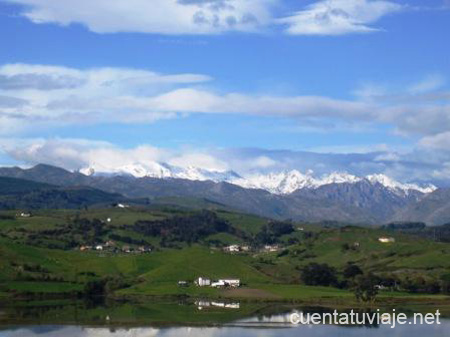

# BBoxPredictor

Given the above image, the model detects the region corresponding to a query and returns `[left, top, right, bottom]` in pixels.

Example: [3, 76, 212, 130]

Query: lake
[0, 301, 448, 336]
[2, 320, 449, 337]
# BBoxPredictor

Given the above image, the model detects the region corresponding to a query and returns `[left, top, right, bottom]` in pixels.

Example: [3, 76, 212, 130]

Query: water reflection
[1, 302, 449, 336]
[196, 300, 240, 310]
[2, 321, 449, 337]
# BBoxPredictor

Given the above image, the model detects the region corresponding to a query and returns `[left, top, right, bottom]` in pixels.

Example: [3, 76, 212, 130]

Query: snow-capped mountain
[0, 163, 445, 225]
[230, 170, 362, 194]
[366, 174, 436, 195]
[231, 170, 436, 195]
[79, 162, 240, 182]
[80, 162, 173, 179]
[79, 163, 436, 196]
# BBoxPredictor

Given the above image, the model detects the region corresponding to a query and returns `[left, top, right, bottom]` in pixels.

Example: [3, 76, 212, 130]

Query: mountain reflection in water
[2, 319, 449, 337]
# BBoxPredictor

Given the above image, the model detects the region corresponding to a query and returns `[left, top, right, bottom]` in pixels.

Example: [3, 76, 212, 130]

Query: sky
[0, 0, 450, 185]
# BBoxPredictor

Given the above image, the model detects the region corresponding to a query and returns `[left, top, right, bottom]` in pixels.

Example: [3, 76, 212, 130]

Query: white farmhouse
[211, 279, 240, 288]
[195, 277, 211, 287]
[264, 245, 280, 252]
[224, 245, 240, 253]
[211, 280, 226, 288]
[221, 279, 240, 287]
[378, 237, 395, 243]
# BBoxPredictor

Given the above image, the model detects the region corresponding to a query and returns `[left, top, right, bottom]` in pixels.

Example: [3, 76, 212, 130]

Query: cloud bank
[0, 63, 449, 138]
[3, 137, 450, 187]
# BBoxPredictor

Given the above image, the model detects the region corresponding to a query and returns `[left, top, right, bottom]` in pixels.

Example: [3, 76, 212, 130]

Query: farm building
[211, 279, 240, 288]
[195, 277, 211, 287]
[378, 237, 395, 243]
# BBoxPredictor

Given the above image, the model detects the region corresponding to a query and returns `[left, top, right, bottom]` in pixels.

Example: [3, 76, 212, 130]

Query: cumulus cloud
[5, 0, 273, 34]
[278, 0, 404, 36]
[4, 0, 412, 36]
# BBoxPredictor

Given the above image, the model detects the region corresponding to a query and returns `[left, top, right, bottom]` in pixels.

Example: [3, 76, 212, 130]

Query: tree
[84, 279, 107, 297]
[343, 263, 363, 279]
[354, 273, 379, 303]
[300, 263, 337, 287]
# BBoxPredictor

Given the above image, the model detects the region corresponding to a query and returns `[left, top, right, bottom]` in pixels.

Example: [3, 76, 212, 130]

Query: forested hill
[0, 176, 130, 210]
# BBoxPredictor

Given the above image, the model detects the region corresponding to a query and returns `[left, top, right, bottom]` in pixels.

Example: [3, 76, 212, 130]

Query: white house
[264, 245, 280, 252]
[224, 245, 240, 253]
[221, 279, 240, 287]
[211, 280, 226, 288]
[195, 277, 211, 287]
[378, 237, 395, 243]
[212, 279, 240, 288]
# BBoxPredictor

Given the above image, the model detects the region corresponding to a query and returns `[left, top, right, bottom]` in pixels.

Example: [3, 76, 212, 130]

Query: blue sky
[0, 0, 449, 184]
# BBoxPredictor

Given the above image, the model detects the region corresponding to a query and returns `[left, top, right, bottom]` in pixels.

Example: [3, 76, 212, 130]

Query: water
[0, 301, 448, 336]
[1, 322, 449, 337]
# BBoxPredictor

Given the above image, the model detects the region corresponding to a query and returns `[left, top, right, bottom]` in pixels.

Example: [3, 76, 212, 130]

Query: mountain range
[79, 162, 436, 196]
[0, 163, 448, 226]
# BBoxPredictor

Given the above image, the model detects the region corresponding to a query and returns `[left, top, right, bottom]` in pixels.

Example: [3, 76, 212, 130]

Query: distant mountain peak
[230, 170, 436, 195]
[79, 162, 241, 182]
[78, 162, 436, 196]
[366, 174, 436, 195]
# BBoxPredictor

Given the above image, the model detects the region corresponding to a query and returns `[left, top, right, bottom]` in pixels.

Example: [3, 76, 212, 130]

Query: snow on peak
[366, 174, 437, 194]
[231, 170, 319, 194]
[79, 162, 240, 182]
[320, 172, 362, 185]
[80, 162, 172, 179]
[79, 163, 436, 196]
[229, 170, 436, 195]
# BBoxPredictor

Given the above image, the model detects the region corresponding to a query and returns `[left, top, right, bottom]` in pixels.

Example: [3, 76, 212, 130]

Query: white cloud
[309, 143, 391, 154]
[418, 131, 450, 149]
[278, 0, 404, 36]
[1, 138, 229, 172]
[1, 63, 450, 145]
[1, 63, 450, 146]
[5, 0, 412, 36]
[0, 63, 212, 131]
[408, 74, 446, 94]
[6, 0, 274, 34]
[168, 152, 228, 171]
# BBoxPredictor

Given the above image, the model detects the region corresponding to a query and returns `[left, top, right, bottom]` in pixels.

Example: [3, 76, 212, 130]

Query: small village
[222, 244, 282, 253]
[78, 240, 152, 254]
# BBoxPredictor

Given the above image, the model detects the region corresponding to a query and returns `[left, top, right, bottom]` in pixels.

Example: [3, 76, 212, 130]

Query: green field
[0, 207, 450, 307]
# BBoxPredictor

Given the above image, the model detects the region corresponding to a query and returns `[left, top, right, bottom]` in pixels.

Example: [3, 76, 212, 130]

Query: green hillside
[0, 207, 449, 305]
